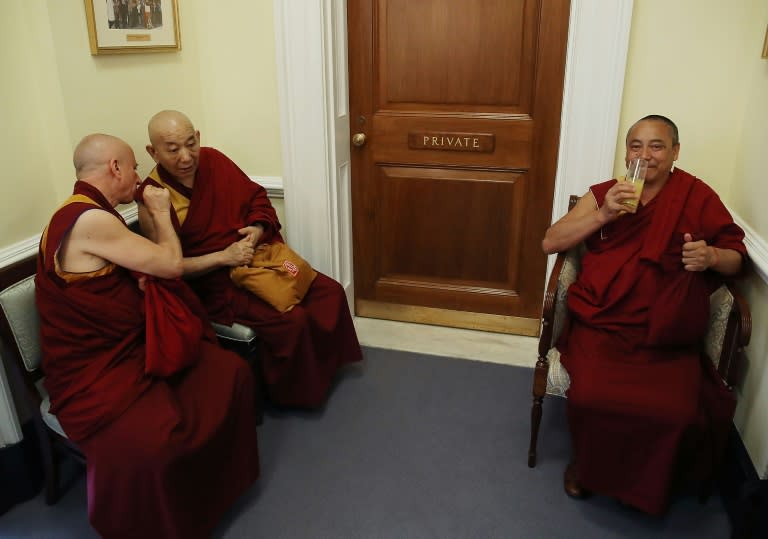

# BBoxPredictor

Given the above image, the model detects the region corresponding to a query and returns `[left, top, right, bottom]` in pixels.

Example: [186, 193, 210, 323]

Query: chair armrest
[539, 244, 583, 359]
[704, 282, 752, 389]
[539, 252, 567, 359]
[539, 194, 583, 358]
[719, 283, 751, 387]
[728, 282, 752, 349]
[211, 322, 258, 343]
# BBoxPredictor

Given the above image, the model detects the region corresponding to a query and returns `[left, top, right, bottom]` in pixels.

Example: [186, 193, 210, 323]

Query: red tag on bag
[282, 260, 299, 277]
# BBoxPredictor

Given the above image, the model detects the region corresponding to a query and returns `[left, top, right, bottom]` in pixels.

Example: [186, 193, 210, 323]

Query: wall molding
[545, 0, 634, 282]
[731, 209, 768, 283]
[4, 202, 765, 282]
[273, 0, 352, 290]
[250, 175, 285, 199]
[0, 238, 40, 270]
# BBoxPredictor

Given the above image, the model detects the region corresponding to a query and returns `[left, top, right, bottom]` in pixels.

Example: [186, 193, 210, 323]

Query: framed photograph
[763, 25, 768, 59]
[84, 0, 181, 55]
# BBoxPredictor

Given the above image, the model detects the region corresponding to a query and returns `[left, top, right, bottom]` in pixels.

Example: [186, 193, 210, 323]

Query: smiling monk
[137, 110, 363, 409]
[542, 115, 746, 515]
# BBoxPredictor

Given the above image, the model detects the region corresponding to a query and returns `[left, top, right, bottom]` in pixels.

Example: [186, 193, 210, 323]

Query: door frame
[273, 0, 634, 303]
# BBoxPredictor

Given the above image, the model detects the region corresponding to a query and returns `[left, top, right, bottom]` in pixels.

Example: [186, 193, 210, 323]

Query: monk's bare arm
[180, 239, 254, 278]
[681, 234, 743, 275]
[137, 202, 158, 242]
[542, 193, 601, 254]
[65, 210, 182, 278]
[708, 248, 743, 275]
[542, 182, 638, 254]
[138, 201, 254, 278]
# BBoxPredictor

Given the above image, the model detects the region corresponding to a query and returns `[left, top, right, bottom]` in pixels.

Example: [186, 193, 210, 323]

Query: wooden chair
[0, 255, 85, 505]
[212, 321, 265, 422]
[527, 195, 752, 468]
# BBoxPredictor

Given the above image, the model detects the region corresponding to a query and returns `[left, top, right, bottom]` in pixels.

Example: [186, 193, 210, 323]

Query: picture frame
[84, 0, 181, 55]
[763, 24, 768, 59]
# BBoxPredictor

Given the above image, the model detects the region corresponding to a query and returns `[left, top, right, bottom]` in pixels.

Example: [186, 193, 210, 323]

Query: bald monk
[543, 115, 746, 514]
[137, 110, 362, 408]
[36, 134, 260, 539]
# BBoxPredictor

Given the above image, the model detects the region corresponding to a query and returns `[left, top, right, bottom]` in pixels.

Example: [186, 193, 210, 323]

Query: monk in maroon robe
[138, 110, 363, 409]
[36, 134, 259, 539]
[542, 115, 746, 515]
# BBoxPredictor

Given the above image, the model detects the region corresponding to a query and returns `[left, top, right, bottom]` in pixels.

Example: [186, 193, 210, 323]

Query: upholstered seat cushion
[0, 275, 41, 371]
[545, 284, 734, 398]
[26, 377, 66, 438]
[545, 347, 571, 398]
[40, 393, 67, 439]
[705, 285, 734, 370]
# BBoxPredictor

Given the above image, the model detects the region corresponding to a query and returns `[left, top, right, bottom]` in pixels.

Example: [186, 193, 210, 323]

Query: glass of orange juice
[622, 157, 648, 213]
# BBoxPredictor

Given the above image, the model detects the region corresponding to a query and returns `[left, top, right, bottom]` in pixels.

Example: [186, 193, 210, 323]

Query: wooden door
[348, 0, 570, 336]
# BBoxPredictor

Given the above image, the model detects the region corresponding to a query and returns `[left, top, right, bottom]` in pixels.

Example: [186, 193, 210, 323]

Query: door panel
[373, 117, 534, 168]
[349, 0, 570, 335]
[380, 0, 535, 110]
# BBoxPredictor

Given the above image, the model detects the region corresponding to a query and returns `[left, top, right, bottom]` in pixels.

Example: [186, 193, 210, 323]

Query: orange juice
[621, 158, 648, 213]
[621, 177, 645, 213]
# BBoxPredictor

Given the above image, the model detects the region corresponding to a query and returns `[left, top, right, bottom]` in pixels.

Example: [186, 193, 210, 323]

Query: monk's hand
[238, 225, 264, 248]
[682, 233, 716, 272]
[137, 275, 147, 292]
[143, 185, 171, 215]
[598, 182, 638, 223]
[222, 236, 255, 266]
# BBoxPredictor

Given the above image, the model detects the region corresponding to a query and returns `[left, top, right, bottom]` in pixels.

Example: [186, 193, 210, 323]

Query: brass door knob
[352, 133, 367, 147]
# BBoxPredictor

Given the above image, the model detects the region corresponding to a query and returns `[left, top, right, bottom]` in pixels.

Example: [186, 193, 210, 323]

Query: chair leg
[528, 357, 550, 468]
[699, 478, 713, 504]
[218, 336, 265, 425]
[32, 416, 60, 505]
[251, 359, 265, 426]
[699, 463, 721, 504]
[243, 344, 266, 425]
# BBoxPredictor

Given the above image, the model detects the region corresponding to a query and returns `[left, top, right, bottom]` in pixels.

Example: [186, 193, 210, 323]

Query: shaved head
[147, 110, 195, 146]
[626, 114, 679, 146]
[146, 110, 201, 185]
[71, 133, 140, 205]
[73, 134, 129, 178]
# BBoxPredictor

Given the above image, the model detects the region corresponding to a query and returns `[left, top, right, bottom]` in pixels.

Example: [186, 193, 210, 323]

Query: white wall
[614, 0, 768, 477]
[0, 0, 283, 247]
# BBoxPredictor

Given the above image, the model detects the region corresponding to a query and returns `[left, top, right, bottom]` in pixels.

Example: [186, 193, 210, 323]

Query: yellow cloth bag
[230, 242, 317, 313]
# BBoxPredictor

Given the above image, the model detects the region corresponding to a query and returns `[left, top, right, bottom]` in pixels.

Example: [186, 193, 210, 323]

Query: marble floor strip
[352, 316, 538, 368]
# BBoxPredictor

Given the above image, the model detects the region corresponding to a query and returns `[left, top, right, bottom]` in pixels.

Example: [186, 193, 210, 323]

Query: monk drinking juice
[621, 157, 648, 213]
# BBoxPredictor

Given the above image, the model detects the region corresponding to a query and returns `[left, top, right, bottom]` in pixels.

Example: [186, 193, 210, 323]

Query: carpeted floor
[0, 347, 733, 538]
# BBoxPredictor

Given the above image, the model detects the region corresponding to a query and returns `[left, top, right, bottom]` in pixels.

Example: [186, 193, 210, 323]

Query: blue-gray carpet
[0, 347, 732, 538]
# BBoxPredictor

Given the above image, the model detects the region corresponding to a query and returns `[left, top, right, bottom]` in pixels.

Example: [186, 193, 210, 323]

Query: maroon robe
[35, 181, 259, 539]
[141, 147, 362, 408]
[558, 168, 746, 515]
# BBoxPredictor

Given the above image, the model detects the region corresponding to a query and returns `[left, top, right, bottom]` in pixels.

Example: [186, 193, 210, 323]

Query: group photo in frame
[763, 24, 768, 58]
[84, 0, 180, 55]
